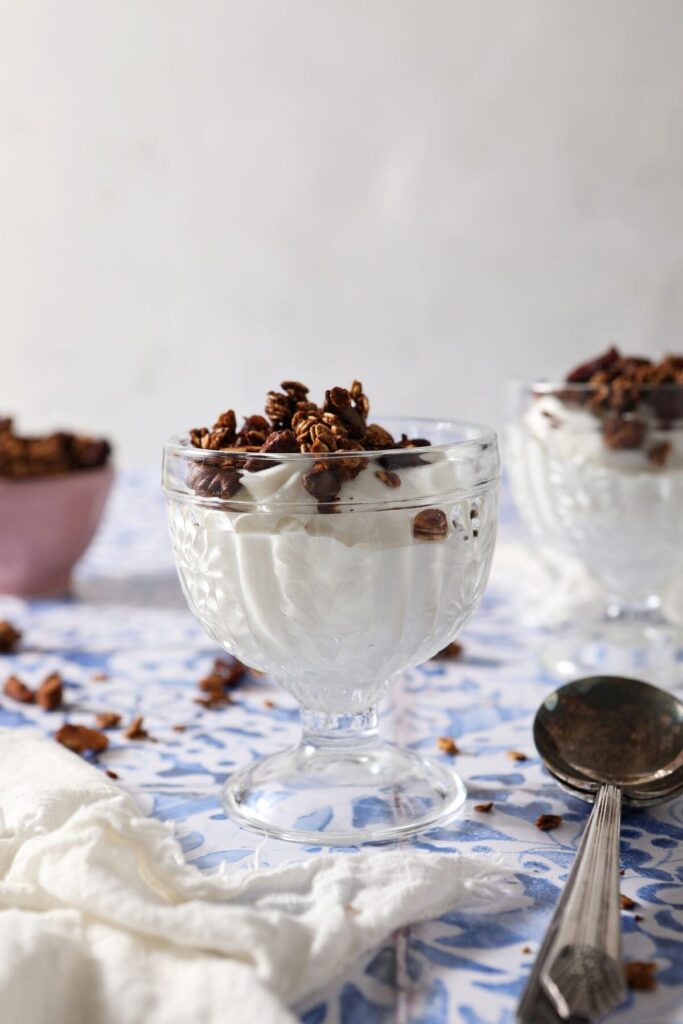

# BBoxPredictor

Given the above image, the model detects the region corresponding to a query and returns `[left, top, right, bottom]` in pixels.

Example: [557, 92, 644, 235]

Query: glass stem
[300, 706, 381, 752]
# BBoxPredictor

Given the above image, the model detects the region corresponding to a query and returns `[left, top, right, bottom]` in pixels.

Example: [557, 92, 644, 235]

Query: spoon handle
[540, 783, 626, 1021]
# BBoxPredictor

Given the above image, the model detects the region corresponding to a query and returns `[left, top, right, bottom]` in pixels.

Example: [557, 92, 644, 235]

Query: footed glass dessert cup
[508, 381, 683, 686]
[163, 417, 499, 844]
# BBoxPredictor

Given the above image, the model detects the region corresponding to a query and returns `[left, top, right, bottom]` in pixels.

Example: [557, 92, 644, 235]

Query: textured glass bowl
[507, 382, 683, 684]
[163, 417, 500, 844]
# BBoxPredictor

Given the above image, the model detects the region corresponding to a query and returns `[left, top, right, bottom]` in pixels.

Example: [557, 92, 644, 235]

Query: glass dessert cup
[507, 382, 683, 687]
[162, 417, 500, 844]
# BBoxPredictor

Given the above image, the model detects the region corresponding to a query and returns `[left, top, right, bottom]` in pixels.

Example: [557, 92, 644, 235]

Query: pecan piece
[374, 468, 401, 488]
[413, 508, 448, 541]
[281, 380, 309, 402]
[55, 724, 108, 754]
[0, 620, 21, 653]
[3, 674, 33, 703]
[244, 429, 299, 472]
[302, 462, 343, 504]
[602, 416, 646, 450]
[364, 424, 395, 450]
[36, 671, 63, 710]
[265, 390, 294, 429]
[535, 813, 562, 831]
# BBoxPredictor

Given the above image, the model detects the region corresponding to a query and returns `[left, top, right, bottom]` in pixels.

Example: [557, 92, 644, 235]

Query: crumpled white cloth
[0, 730, 518, 1024]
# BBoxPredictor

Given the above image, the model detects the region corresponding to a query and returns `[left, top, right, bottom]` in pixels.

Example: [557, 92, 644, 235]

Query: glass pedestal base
[221, 728, 466, 845]
[540, 609, 683, 691]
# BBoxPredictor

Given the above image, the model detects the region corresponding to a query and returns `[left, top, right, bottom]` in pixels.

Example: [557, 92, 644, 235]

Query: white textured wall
[2, 1, 683, 467]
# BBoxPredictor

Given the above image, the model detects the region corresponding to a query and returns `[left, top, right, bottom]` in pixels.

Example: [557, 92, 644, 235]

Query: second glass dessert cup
[507, 381, 683, 687]
[163, 418, 500, 844]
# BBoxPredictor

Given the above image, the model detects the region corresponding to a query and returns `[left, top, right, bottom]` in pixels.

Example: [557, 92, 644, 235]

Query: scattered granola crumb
[91, 671, 109, 682]
[635, 914, 644, 922]
[96, 711, 122, 730]
[535, 813, 562, 831]
[172, 723, 186, 732]
[36, 672, 63, 711]
[194, 692, 233, 709]
[413, 508, 448, 542]
[620, 894, 637, 911]
[3, 674, 34, 703]
[124, 715, 149, 740]
[437, 736, 459, 755]
[56, 724, 108, 754]
[105, 769, 119, 780]
[522, 946, 532, 954]
[474, 801, 494, 813]
[625, 961, 657, 991]
[263, 699, 276, 709]
[433, 641, 463, 660]
[0, 620, 22, 653]
[507, 750, 528, 762]
[619, 868, 625, 876]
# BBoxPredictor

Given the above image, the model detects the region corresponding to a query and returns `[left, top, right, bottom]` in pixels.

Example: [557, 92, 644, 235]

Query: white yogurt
[507, 394, 683, 599]
[167, 453, 498, 713]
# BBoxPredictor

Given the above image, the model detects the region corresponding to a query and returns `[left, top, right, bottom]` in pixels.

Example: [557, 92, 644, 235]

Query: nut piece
[535, 813, 562, 831]
[620, 893, 636, 910]
[4, 674, 34, 703]
[36, 672, 63, 710]
[507, 750, 528, 762]
[0, 620, 21, 653]
[437, 736, 459, 755]
[413, 508, 448, 541]
[625, 961, 657, 991]
[566, 346, 621, 383]
[302, 462, 343, 504]
[56, 724, 108, 754]
[96, 711, 122, 730]
[474, 801, 494, 813]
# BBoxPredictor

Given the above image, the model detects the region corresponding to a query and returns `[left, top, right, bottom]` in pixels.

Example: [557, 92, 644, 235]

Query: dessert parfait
[163, 381, 499, 843]
[508, 348, 683, 682]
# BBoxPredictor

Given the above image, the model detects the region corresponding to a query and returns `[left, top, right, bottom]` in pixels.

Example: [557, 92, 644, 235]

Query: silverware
[517, 675, 683, 1024]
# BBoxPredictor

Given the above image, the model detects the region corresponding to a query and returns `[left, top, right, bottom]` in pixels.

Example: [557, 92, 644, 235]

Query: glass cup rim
[510, 378, 683, 395]
[163, 415, 498, 464]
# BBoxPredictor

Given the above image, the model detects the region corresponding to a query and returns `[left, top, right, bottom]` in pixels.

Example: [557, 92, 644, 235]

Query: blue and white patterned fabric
[1, 473, 681, 1024]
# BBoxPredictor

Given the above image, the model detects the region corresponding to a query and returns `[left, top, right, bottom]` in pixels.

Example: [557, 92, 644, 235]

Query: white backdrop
[2, 0, 683, 467]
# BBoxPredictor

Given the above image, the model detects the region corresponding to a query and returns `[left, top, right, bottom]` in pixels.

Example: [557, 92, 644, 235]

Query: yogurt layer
[508, 394, 683, 598]
[167, 452, 498, 713]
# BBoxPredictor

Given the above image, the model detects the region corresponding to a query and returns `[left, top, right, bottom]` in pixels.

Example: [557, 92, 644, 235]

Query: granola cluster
[0, 417, 111, 479]
[188, 380, 431, 510]
[543, 347, 683, 459]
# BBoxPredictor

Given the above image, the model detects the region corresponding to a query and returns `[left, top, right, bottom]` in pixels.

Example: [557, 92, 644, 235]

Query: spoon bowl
[534, 675, 683, 789]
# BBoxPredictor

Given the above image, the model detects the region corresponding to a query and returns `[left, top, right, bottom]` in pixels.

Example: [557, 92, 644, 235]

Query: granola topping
[187, 380, 433, 510]
[413, 509, 449, 541]
[0, 620, 21, 653]
[0, 417, 111, 479]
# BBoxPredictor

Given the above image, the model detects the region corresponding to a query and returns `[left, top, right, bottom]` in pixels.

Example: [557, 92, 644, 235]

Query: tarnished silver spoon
[517, 675, 683, 1024]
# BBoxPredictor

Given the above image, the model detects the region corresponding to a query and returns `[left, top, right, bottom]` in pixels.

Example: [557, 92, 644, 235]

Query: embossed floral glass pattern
[507, 382, 683, 683]
[163, 418, 500, 844]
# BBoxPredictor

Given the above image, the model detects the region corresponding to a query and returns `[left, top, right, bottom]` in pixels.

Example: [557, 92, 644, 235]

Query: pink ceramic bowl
[0, 466, 114, 596]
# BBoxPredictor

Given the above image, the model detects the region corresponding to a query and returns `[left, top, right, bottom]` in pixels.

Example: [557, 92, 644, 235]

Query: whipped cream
[508, 394, 683, 599]
[167, 452, 498, 713]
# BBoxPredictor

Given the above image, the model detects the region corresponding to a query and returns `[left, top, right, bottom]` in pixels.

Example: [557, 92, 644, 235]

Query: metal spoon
[517, 675, 683, 1024]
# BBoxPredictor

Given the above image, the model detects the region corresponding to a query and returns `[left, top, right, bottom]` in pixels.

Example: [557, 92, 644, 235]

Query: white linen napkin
[0, 729, 518, 1024]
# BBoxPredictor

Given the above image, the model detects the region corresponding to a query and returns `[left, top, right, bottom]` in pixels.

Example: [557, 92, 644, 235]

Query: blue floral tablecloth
[1, 473, 681, 1024]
